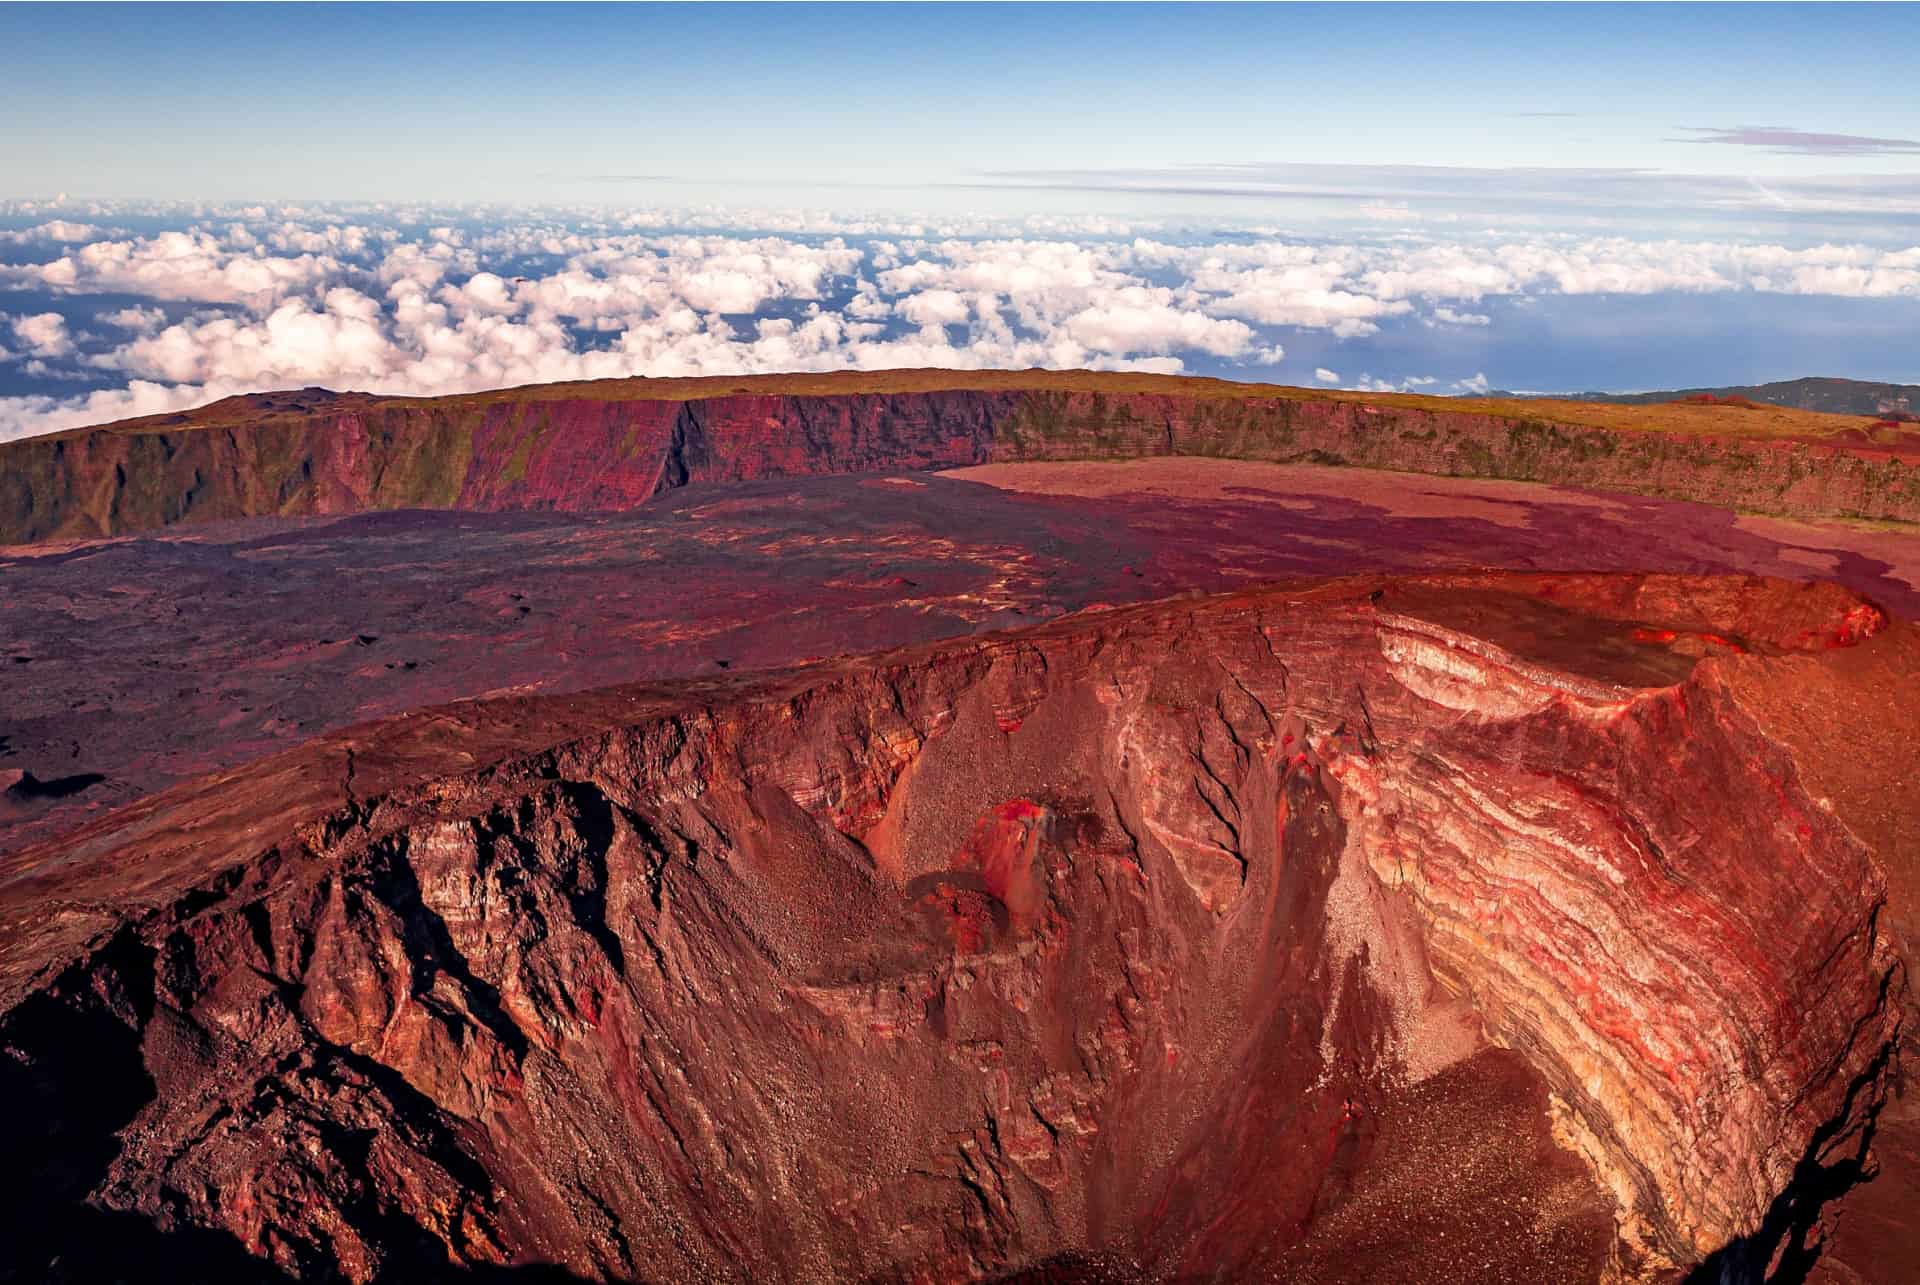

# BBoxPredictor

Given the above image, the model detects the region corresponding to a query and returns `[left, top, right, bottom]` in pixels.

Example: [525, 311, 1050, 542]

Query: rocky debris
[0, 571, 1904, 1282]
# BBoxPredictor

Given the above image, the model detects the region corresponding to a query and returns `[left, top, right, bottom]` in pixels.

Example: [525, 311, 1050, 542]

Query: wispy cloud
[957, 161, 1920, 220]
[1675, 125, 1920, 156]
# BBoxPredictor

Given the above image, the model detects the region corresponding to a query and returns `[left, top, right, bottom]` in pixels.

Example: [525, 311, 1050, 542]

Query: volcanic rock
[7, 370, 1920, 545]
[15, 458, 1920, 863]
[0, 572, 1904, 1282]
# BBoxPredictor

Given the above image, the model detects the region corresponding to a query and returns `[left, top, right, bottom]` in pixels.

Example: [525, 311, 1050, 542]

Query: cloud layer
[970, 162, 1920, 220]
[1, 199, 1918, 440]
[1677, 125, 1920, 157]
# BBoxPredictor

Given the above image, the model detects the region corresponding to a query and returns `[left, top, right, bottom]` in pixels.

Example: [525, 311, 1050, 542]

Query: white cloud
[107, 289, 396, 386]
[2, 200, 1918, 443]
[8, 313, 74, 359]
[0, 380, 209, 442]
[1335, 371, 1452, 394]
[895, 288, 974, 328]
[1182, 255, 1415, 338]
[1357, 201, 1415, 222]
[1062, 287, 1254, 357]
[0, 220, 103, 245]
[6, 229, 345, 305]
[439, 270, 518, 317]
[102, 306, 167, 334]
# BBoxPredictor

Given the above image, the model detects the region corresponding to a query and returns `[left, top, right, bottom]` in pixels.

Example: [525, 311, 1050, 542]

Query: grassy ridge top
[32, 367, 1886, 446]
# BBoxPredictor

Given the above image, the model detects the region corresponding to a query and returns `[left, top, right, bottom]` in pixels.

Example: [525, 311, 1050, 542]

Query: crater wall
[0, 573, 1902, 1281]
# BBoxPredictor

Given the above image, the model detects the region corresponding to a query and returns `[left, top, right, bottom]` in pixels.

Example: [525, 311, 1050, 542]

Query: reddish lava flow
[0, 572, 1905, 1284]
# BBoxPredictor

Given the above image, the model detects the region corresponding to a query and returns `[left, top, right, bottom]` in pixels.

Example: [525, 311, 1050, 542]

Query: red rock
[8, 372, 1920, 546]
[15, 461, 1920, 865]
[0, 571, 1902, 1281]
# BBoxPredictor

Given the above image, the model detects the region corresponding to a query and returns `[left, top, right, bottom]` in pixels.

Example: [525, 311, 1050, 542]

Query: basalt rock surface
[6, 371, 1920, 544]
[0, 572, 1905, 1282]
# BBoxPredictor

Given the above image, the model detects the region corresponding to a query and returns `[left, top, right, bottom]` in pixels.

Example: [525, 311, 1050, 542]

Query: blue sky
[1, 4, 1916, 436]
[7, 3, 1920, 204]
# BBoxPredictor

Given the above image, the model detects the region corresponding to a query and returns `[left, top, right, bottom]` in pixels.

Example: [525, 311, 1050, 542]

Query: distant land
[1497, 376, 1919, 417]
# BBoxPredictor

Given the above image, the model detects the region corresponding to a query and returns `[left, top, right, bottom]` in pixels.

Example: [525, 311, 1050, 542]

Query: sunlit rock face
[8, 376, 1920, 543]
[0, 573, 1903, 1282]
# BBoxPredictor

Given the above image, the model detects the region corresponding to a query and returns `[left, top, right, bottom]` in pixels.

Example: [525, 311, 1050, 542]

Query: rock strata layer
[0, 572, 1903, 1282]
[6, 374, 1920, 543]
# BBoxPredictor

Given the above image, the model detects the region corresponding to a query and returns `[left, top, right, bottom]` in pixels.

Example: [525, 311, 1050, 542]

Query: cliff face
[6, 381, 1920, 544]
[0, 572, 1903, 1282]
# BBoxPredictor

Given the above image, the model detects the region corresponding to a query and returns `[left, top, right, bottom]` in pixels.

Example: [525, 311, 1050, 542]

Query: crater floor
[5, 459, 1917, 857]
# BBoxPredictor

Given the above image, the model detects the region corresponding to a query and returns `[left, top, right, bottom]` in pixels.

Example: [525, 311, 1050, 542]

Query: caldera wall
[6, 382, 1920, 544]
